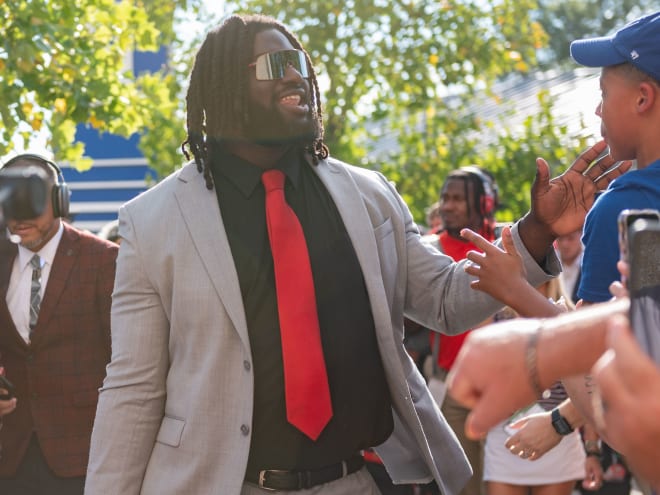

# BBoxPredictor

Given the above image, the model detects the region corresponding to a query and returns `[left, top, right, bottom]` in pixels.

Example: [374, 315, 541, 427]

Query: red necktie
[262, 169, 333, 441]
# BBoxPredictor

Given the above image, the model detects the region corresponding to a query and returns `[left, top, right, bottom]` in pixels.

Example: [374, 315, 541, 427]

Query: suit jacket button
[243, 360, 251, 371]
[241, 424, 250, 436]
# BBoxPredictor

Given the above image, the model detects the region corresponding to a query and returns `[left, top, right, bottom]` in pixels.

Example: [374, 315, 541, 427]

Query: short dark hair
[182, 14, 328, 189]
[610, 61, 660, 87]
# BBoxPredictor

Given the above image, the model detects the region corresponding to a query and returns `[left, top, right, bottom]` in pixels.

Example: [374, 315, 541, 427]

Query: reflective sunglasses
[248, 49, 310, 80]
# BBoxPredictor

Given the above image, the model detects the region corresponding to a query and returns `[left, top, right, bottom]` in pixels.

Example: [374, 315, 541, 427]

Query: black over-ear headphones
[459, 166, 498, 217]
[1, 153, 71, 218]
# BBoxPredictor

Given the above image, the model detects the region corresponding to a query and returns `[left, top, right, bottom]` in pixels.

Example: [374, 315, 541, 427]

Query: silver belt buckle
[341, 460, 348, 477]
[258, 470, 283, 491]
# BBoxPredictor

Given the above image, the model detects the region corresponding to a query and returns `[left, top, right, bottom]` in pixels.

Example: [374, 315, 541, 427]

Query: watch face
[551, 409, 573, 435]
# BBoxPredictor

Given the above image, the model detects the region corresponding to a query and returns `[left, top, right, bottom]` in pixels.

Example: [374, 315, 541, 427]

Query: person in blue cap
[571, 11, 660, 307]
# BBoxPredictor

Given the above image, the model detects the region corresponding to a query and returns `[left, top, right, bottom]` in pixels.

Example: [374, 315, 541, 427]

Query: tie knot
[262, 169, 285, 193]
[30, 254, 41, 270]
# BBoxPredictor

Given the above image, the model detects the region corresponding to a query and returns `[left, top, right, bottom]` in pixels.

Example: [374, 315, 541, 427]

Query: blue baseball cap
[570, 11, 660, 82]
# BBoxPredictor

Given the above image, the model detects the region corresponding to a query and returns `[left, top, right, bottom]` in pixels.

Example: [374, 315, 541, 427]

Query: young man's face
[244, 29, 317, 146]
[596, 66, 644, 162]
[439, 178, 482, 235]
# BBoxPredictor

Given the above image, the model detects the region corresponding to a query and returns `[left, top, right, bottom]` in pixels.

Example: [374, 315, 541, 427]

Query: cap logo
[630, 50, 639, 60]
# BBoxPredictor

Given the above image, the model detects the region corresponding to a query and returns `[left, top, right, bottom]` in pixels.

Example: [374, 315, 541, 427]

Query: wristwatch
[551, 408, 574, 435]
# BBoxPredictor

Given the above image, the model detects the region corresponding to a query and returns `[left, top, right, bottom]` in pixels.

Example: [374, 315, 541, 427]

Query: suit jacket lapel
[312, 160, 395, 344]
[174, 165, 250, 350]
[34, 224, 78, 338]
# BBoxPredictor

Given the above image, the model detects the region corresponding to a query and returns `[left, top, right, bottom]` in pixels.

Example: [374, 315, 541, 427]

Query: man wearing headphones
[0, 154, 118, 494]
[425, 166, 499, 495]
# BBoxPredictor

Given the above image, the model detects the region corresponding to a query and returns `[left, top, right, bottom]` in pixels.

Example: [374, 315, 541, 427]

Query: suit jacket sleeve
[381, 173, 559, 334]
[86, 205, 170, 495]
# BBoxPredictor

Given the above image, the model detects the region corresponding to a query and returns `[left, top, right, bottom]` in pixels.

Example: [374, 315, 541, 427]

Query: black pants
[0, 434, 85, 495]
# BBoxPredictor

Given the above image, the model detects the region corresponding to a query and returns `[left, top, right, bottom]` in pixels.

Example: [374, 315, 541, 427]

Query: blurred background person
[426, 165, 499, 495]
[555, 230, 583, 304]
[424, 201, 443, 235]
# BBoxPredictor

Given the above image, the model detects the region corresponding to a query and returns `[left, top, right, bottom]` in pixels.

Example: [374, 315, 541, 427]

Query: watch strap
[551, 408, 574, 435]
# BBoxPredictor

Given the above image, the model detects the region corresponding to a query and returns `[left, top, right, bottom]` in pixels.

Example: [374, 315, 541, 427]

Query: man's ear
[637, 81, 658, 113]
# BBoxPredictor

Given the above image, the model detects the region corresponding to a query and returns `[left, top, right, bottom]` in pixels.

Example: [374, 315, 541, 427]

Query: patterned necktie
[29, 254, 42, 334]
[262, 169, 333, 441]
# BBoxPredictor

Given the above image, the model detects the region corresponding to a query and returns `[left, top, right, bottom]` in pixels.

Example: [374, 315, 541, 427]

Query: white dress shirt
[6, 223, 64, 343]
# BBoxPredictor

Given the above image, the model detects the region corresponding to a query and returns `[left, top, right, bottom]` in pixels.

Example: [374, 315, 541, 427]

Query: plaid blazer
[0, 223, 117, 477]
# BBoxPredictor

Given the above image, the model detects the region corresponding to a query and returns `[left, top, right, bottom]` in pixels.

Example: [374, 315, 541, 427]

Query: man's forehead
[253, 28, 294, 56]
[443, 176, 473, 192]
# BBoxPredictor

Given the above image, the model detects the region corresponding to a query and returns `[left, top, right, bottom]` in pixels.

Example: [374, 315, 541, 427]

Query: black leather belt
[246, 453, 364, 491]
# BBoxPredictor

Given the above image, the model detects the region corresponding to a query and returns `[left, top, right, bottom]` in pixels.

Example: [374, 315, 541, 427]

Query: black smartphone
[0, 374, 15, 401]
[619, 209, 660, 364]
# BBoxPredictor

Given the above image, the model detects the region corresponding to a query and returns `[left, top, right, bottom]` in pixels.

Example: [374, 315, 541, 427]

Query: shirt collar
[17, 221, 64, 271]
[209, 144, 303, 198]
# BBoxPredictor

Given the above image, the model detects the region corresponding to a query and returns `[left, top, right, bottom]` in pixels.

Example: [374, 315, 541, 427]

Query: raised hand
[461, 226, 527, 309]
[531, 140, 631, 237]
[461, 226, 560, 317]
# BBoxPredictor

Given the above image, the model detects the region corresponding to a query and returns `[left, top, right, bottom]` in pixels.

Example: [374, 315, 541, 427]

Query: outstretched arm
[518, 140, 631, 263]
[447, 298, 628, 439]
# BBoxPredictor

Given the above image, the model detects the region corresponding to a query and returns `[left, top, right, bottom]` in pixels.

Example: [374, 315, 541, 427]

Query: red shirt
[432, 230, 493, 371]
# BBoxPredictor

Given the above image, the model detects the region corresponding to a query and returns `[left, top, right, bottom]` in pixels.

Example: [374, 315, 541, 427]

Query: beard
[243, 97, 319, 147]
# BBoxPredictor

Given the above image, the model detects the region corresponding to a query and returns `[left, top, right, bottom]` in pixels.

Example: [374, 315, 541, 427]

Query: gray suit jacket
[85, 157, 559, 495]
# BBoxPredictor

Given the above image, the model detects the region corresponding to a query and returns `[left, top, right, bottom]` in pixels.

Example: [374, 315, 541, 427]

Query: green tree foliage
[0, 0, 194, 169]
[233, 0, 545, 159]
[3, 0, 598, 222]
[230, 0, 592, 222]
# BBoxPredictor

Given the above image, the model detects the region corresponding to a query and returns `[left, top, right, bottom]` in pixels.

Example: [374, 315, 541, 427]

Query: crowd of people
[0, 9, 658, 495]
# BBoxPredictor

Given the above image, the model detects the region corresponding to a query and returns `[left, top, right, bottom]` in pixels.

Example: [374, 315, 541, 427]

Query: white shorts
[484, 403, 586, 485]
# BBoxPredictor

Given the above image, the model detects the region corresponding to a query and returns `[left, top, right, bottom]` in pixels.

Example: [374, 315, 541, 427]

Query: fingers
[0, 397, 17, 417]
[616, 260, 630, 282]
[460, 228, 495, 252]
[533, 157, 551, 193]
[507, 417, 526, 430]
[568, 140, 608, 174]
[507, 443, 537, 460]
[608, 281, 628, 299]
[445, 369, 478, 411]
[591, 160, 633, 188]
[582, 152, 617, 181]
[497, 226, 519, 259]
[463, 392, 509, 440]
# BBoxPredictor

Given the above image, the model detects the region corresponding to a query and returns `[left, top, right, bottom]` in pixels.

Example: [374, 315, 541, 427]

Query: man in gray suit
[85, 14, 628, 495]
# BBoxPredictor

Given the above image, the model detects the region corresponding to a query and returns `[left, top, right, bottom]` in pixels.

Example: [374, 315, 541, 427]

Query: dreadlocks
[182, 14, 328, 190]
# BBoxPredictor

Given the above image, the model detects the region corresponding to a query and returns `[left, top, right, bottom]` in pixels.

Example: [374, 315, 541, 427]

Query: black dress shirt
[208, 143, 393, 472]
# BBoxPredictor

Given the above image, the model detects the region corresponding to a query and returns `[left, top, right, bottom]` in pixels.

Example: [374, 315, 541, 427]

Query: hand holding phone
[618, 209, 660, 364]
[0, 374, 15, 401]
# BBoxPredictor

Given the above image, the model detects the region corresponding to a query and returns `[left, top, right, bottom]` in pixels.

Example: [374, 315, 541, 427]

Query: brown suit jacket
[0, 223, 118, 477]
